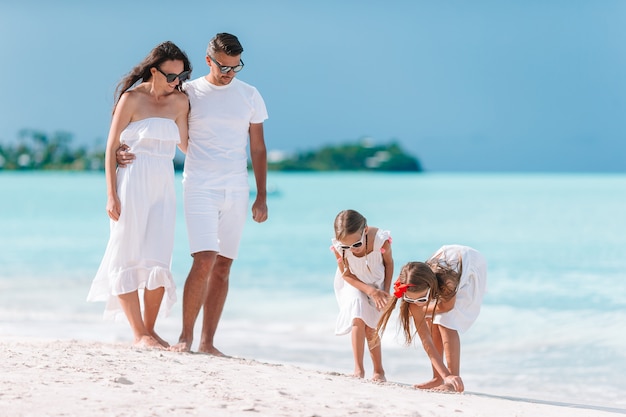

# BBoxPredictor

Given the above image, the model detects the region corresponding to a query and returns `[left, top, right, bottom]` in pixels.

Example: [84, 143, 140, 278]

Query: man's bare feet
[169, 339, 192, 353]
[372, 372, 386, 382]
[133, 335, 165, 350]
[414, 377, 443, 390]
[197, 344, 228, 357]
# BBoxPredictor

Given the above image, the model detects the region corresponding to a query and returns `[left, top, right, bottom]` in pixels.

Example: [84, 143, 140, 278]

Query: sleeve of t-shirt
[250, 87, 268, 124]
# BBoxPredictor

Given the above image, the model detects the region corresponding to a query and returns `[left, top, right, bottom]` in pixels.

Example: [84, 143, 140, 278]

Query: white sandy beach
[1, 339, 622, 417]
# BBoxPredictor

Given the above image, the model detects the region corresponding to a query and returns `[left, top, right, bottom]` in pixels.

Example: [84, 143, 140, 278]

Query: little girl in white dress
[331, 209, 393, 381]
[377, 244, 487, 392]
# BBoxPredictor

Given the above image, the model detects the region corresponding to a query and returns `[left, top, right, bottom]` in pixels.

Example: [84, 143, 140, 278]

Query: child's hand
[369, 289, 391, 310]
[443, 375, 464, 393]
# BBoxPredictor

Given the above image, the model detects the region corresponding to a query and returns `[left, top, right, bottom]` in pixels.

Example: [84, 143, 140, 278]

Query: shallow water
[1, 171, 625, 408]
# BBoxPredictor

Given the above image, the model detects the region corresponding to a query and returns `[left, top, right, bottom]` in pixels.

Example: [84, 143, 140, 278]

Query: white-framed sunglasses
[338, 229, 365, 250]
[402, 287, 431, 304]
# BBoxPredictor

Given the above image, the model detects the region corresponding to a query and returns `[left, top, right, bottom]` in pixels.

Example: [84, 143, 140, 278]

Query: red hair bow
[393, 280, 415, 299]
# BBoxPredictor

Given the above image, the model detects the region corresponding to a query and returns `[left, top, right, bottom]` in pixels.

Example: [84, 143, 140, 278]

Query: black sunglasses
[208, 55, 244, 74]
[156, 67, 190, 83]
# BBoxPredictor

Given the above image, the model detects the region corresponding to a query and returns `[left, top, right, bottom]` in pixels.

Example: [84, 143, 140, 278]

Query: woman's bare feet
[149, 331, 170, 348]
[133, 335, 165, 350]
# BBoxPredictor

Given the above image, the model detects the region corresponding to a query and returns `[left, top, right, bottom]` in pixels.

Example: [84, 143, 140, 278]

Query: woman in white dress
[87, 41, 191, 349]
[377, 245, 487, 392]
[331, 210, 394, 381]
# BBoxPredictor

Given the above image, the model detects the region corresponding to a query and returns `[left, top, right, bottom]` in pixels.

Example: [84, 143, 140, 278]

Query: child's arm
[434, 277, 459, 314]
[434, 294, 456, 314]
[381, 239, 393, 293]
[411, 306, 465, 392]
[332, 248, 388, 310]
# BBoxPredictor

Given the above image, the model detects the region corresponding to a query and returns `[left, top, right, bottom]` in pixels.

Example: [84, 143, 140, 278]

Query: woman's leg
[118, 290, 163, 349]
[143, 287, 169, 347]
[351, 318, 366, 378]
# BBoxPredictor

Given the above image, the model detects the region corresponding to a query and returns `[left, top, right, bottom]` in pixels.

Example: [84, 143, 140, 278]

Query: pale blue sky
[1, 0, 624, 171]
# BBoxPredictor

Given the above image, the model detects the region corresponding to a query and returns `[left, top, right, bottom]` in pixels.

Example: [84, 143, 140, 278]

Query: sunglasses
[156, 67, 190, 83]
[208, 55, 245, 74]
[403, 287, 431, 304]
[338, 230, 365, 250]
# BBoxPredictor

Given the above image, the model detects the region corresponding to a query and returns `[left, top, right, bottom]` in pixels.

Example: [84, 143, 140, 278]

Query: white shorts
[183, 186, 249, 259]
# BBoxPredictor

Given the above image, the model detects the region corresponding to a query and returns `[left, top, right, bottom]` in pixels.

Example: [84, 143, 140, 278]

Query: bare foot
[197, 344, 228, 357]
[351, 370, 365, 379]
[133, 335, 165, 350]
[372, 372, 386, 382]
[415, 377, 443, 390]
[431, 383, 456, 392]
[169, 339, 192, 353]
[149, 331, 170, 348]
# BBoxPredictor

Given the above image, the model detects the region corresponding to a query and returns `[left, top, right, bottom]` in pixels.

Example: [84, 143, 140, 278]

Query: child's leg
[118, 290, 163, 349]
[351, 318, 366, 378]
[143, 287, 169, 347]
[439, 325, 461, 376]
[365, 326, 386, 382]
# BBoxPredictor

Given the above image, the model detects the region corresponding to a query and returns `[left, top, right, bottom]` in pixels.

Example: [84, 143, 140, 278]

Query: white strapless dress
[87, 117, 180, 320]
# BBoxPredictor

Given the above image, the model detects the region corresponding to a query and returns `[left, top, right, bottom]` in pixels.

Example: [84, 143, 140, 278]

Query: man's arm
[115, 144, 135, 167]
[249, 122, 268, 223]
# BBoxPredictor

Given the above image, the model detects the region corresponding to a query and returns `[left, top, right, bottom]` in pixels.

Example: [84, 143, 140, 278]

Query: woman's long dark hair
[112, 41, 192, 114]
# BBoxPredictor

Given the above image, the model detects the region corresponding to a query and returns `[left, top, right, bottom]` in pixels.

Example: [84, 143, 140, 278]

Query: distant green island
[267, 140, 421, 172]
[0, 129, 421, 172]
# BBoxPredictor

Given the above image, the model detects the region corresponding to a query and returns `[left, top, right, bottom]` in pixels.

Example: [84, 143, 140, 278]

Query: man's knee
[192, 251, 218, 274]
[211, 256, 233, 282]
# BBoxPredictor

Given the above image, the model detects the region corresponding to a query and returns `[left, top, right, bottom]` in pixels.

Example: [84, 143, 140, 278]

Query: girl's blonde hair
[377, 253, 462, 344]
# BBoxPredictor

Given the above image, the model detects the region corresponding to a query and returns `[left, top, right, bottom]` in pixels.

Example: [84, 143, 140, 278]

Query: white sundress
[429, 244, 488, 334]
[332, 229, 392, 335]
[87, 117, 179, 320]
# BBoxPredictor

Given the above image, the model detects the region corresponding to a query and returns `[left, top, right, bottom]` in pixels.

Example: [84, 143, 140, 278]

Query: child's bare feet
[431, 383, 456, 392]
[414, 377, 443, 390]
[372, 372, 386, 382]
[352, 370, 365, 379]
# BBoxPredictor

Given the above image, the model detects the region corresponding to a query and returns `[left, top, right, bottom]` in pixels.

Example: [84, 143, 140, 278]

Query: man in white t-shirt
[117, 33, 268, 354]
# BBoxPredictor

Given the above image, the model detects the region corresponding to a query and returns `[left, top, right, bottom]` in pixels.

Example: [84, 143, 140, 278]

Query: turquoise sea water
[1, 171, 625, 410]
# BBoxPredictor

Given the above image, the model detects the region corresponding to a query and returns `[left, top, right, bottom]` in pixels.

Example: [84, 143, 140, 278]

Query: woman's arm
[104, 93, 134, 221]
